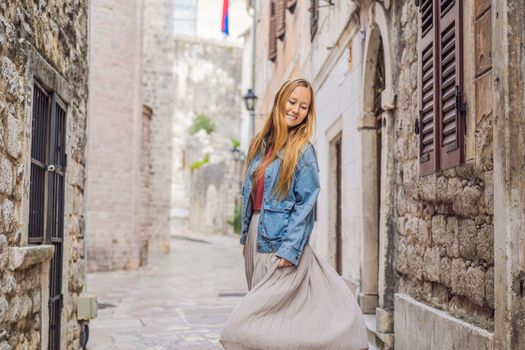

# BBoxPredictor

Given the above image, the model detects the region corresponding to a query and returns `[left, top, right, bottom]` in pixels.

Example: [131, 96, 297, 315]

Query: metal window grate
[28, 81, 67, 350]
[29, 82, 49, 244]
[47, 96, 66, 350]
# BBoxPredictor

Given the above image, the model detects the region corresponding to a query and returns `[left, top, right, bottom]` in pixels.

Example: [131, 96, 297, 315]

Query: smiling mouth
[286, 114, 298, 121]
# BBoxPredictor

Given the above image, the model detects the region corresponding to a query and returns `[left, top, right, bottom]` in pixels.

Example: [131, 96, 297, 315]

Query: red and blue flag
[221, 0, 229, 36]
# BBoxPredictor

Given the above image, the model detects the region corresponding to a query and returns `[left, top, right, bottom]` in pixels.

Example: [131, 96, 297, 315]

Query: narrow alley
[87, 233, 246, 349]
[1, 1, 525, 349]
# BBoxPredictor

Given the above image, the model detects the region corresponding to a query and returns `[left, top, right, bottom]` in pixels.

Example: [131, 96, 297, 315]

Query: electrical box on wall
[77, 293, 98, 320]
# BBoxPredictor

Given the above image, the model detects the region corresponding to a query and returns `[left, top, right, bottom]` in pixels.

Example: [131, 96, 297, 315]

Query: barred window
[28, 80, 67, 350]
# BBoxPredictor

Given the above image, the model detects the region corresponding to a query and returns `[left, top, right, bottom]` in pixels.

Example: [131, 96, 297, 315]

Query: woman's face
[284, 86, 311, 128]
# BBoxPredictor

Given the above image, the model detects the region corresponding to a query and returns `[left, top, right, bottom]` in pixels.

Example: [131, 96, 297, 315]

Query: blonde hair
[245, 78, 316, 199]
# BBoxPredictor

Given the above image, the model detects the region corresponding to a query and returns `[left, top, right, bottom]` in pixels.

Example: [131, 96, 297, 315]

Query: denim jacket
[240, 140, 320, 266]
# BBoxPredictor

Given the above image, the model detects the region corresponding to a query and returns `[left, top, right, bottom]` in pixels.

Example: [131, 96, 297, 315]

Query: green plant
[227, 203, 242, 235]
[190, 154, 210, 170]
[188, 114, 215, 135]
[231, 138, 240, 148]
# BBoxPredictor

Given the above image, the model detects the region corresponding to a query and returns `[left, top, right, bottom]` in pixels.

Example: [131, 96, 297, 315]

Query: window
[29, 82, 49, 244]
[276, 0, 286, 40]
[269, 1, 277, 61]
[418, 0, 465, 175]
[268, 0, 289, 61]
[29, 81, 67, 245]
[29, 81, 67, 350]
[310, 0, 319, 41]
[173, 0, 197, 36]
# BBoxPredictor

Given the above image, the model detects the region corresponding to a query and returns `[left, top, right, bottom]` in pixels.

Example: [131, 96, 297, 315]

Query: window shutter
[46, 94, 67, 243]
[276, 0, 286, 40]
[438, 0, 464, 169]
[310, 0, 319, 41]
[287, 0, 297, 13]
[29, 82, 49, 244]
[418, 0, 437, 175]
[269, 1, 277, 61]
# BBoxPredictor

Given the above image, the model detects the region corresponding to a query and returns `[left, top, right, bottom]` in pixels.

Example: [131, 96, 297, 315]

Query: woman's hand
[277, 257, 293, 268]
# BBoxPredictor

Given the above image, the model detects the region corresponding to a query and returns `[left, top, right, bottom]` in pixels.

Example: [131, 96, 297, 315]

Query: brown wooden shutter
[276, 0, 286, 40]
[269, 1, 277, 61]
[418, 0, 437, 175]
[310, 0, 319, 41]
[287, 0, 297, 13]
[438, 0, 464, 169]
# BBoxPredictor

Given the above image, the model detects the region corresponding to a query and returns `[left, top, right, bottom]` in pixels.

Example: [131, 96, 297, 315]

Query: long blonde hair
[245, 78, 316, 199]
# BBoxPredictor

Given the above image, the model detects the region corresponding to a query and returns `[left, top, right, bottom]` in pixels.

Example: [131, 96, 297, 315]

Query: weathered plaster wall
[253, 0, 365, 285]
[253, 0, 358, 119]
[310, 32, 364, 284]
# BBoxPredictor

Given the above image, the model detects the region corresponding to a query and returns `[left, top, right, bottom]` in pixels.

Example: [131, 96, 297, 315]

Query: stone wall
[171, 37, 243, 235]
[186, 131, 242, 235]
[393, 1, 495, 330]
[0, 0, 88, 349]
[86, 0, 145, 272]
[248, 0, 522, 348]
[491, 0, 525, 347]
[143, 0, 176, 253]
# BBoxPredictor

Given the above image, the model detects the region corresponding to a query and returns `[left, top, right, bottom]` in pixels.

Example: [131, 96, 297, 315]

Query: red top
[251, 147, 274, 211]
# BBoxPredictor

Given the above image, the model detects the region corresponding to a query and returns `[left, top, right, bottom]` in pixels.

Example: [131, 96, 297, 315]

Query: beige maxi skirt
[220, 212, 369, 350]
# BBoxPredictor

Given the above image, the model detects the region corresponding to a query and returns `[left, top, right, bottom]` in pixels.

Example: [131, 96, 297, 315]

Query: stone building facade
[171, 37, 244, 235]
[85, 0, 149, 272]
[251, 0, 525, 349]
[0, 1, 89, 349]
[144, 2, 248, 239]
[186, 131, 244, 235]
[143, 0, 177, 253]
[253, 0, 366, 284]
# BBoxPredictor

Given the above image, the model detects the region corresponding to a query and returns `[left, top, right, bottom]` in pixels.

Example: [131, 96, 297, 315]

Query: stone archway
[358, 2, 396, 338]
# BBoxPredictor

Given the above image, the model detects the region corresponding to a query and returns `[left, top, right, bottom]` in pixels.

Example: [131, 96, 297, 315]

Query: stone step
[363, 314, 395, 350]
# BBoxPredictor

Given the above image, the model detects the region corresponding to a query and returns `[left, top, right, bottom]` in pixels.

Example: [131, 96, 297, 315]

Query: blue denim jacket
[240, 141, 320, 265]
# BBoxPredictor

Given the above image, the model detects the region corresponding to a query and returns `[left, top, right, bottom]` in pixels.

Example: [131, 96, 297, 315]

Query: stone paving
[87, 232, 246, 349]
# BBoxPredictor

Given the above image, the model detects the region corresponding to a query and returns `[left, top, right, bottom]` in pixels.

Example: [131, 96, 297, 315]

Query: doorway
[329, 132, 343, 275]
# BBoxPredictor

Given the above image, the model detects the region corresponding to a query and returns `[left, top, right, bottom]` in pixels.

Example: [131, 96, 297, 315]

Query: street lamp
[231, 145, 241, 161]
[243, 88, 257, 136]
[243, 88, 257, 112]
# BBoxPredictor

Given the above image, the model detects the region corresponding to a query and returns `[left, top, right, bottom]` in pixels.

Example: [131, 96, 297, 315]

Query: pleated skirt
[220, 213, 369, 350]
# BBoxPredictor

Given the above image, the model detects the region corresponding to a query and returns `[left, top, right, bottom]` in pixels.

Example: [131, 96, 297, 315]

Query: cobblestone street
[87, 233, 246, 349]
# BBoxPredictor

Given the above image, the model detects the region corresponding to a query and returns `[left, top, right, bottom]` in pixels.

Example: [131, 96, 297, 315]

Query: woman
[220, 78, 368, 350]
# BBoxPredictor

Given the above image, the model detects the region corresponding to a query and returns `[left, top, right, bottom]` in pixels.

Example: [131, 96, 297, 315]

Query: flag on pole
[221, 0, 229, 35]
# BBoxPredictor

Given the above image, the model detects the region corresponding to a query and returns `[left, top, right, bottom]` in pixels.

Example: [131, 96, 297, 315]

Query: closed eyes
[288, 100, 309, 110]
